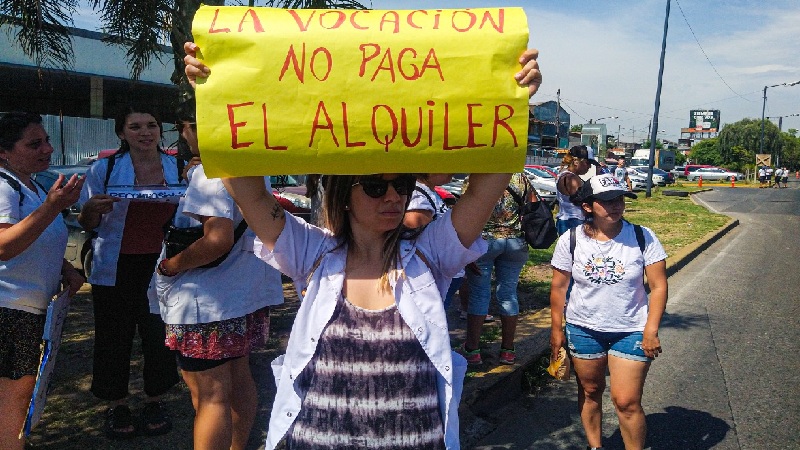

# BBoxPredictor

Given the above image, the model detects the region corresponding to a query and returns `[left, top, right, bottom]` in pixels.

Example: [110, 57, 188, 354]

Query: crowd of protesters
[1, 30, 676, 450]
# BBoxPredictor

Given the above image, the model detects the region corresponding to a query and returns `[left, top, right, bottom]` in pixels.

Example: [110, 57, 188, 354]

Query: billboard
[689, 109, 720, 132]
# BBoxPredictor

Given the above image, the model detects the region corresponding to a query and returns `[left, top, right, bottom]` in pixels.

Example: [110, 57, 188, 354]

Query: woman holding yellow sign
[186, 41, 539, 450]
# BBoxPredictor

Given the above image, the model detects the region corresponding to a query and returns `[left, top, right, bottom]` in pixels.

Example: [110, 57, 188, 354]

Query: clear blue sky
[73, 0, 800, 142]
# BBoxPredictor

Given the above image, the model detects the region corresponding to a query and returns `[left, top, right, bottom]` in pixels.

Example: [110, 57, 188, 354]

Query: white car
[627, 172, 648, 191]
[687, 167, 745, 181]
[628, 166, 667, 186]
[522, 167, 558, 207]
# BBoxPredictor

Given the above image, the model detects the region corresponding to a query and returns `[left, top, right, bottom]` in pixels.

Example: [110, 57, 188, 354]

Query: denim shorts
[566, 323, 651, 362]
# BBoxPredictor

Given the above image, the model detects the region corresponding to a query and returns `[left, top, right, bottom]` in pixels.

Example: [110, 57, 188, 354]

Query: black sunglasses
[353, 175, 415, 198]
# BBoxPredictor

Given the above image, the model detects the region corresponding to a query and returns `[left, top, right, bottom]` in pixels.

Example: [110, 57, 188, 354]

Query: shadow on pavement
[606, 405, 730, 450]
[658, 311, 709, 331]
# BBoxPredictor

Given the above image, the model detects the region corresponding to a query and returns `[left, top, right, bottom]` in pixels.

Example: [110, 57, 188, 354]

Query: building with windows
[0, 25, 177, 121]
[528, 101, 570, 152]
[0, 25, 179, 162]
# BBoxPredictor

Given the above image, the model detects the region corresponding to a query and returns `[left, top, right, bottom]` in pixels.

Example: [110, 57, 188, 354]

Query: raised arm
[222, 177, 285, 251]
[450, 47, 541, 247]
[0, 174, 83, 260]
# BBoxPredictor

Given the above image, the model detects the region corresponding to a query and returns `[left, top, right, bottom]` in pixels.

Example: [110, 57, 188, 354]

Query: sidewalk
[453, 211, 740, 448]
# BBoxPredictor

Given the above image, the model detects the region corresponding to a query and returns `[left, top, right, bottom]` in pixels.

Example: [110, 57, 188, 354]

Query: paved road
[472, 186, 800, 449]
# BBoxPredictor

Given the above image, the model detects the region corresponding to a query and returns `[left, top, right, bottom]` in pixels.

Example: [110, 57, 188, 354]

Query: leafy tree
[689, 138, 721, 166]
[781, 133, 800, 169]
[788, 128, 798, 138]
[717, 118, 780, 164]
[728, 145, 750, 172]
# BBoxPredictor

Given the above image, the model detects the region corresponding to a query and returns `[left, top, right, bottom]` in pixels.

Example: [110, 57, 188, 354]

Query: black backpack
[505, 179, 558, 249]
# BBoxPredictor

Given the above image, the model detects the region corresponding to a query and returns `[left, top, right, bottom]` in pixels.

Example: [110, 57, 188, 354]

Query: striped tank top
[287, 298, 445, 449]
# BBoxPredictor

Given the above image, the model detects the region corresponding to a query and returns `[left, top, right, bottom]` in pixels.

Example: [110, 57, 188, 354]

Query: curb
[458, 190, 739, 447]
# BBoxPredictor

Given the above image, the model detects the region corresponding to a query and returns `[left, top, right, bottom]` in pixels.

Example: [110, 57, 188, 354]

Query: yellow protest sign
[192, 6, 529, 177]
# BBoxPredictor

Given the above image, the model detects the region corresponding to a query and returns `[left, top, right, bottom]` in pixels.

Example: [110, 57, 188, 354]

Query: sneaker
[499, 348, 516, 365]
[459, 343, 482, 365]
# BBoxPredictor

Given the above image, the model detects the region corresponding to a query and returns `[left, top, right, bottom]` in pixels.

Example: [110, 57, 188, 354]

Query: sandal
[104, 405, 136, 440]
[139, 401, 173, 436]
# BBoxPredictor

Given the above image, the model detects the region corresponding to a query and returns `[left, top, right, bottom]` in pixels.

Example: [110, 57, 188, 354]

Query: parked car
[270, 175, 310, 221]
[627, 172, 648, 191]
[32, 165, 93, 274]
[522, 166, 558, 207]
[438, 173, 467, 199]
[684, 164, 714, 178]
[526, 164, 558, 178]
[687, 167, 745, 181]
[671, 165, 686, 179]
[628, 166, 672, 186]
[433, 186, 457, 207]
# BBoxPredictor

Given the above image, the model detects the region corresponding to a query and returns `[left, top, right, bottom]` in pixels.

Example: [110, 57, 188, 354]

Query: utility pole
[555, 89, 561, 151]
[646, 0, 670, 198]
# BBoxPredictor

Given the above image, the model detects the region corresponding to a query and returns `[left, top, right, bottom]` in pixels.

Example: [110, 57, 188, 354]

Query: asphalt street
[472, 185, 800, 450]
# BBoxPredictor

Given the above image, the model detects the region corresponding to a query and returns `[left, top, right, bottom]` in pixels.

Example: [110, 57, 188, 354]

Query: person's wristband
[157, 259, 178, 277]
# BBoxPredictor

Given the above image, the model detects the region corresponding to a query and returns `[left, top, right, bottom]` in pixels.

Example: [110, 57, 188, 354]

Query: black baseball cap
[569, 145, 600, 167]
[571, 173, 637, 204]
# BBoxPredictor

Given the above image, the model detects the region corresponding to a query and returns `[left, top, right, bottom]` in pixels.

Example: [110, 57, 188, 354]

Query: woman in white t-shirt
[549, 173, 668, 450]
[0, 112, 85, 450]
[404, 173, 466, 312]
[150, 116, 284, 450]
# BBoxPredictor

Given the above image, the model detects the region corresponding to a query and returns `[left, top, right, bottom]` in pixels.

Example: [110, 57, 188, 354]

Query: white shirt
[0, 169, 67, 313]
[614, 165, 628, 181]
[79, 152, 182, 286]
[551, 222, 667, 332]
[148, 165, 283, 324]
[256, 210, 486, 450]
[407, 181, 464, 278]
[407, 181, 448, 220]
[555, 171, 585, 221]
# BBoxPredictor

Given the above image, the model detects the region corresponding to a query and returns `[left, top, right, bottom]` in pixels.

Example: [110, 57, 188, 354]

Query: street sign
[756, 154, 771, 167]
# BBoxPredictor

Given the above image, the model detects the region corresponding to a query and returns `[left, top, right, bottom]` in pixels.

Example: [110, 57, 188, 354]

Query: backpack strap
[0, 172, 23, 206]
[633, 223, 645, 253]
[570, 222, 644, 261]
[413, 185, 439, 220]
[569, 225, 577, 259]
[103, 153, 117, 192]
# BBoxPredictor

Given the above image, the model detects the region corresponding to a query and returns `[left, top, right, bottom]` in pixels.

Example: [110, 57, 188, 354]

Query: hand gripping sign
[192, 6, 530, 177]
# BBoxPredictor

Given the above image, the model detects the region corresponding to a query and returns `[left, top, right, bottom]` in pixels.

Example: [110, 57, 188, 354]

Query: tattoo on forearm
[270, 203, 283, 220]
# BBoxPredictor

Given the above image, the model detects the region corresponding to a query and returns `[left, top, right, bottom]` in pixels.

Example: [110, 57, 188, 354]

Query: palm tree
[1, 0, 368, 81]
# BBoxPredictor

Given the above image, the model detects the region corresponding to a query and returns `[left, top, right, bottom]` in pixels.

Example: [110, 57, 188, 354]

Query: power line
[674, 0, 752, 102]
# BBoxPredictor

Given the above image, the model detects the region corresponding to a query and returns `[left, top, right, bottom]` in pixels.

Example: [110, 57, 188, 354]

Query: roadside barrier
[731, 176, 735, 188]
[698, 175, 703, 188]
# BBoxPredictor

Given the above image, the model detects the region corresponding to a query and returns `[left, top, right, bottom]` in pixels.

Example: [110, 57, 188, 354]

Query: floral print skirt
[165, 306, 270, 360]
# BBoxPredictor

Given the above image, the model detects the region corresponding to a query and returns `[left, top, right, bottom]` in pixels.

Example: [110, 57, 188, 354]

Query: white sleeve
[0, 183, 21, 224]
[407, 188, 434, 213]
[641, 226, 668, 266]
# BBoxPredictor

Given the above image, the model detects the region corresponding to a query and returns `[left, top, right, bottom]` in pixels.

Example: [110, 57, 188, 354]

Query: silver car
[523, 167, 557, 207]
[628, 166, 667, 186]
[687, 167, 745, 181]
